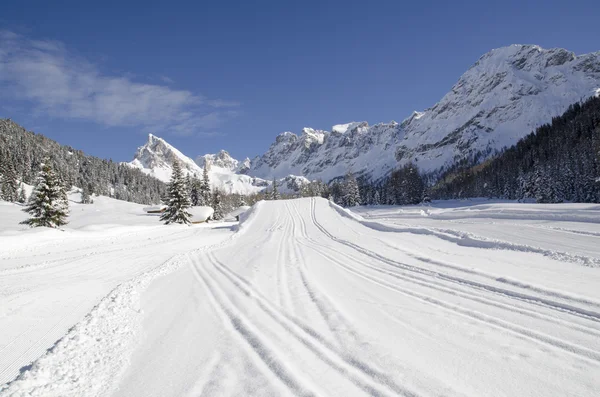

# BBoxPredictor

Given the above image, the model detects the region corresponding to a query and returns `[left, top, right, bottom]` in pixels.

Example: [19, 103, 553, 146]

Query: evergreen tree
[21, 160, 69, 228]
[271, 177, 280, 200]
[160, 161, 192, 225]
[81, 184, 92, 204]
[373, 190, 380, 205]
[200, 166, 211, 206]
[17, 183, 27, 204]
[212, 188, 224, 220]
[190, 177, 201, 206]
[1, 160, 19, 202]
[342, 172, 361, 207]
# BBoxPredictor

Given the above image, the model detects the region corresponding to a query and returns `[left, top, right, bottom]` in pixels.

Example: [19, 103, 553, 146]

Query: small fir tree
[160, 161, 192, 225]
[271, 177, 280, 200]
[212, 188, 224, 220]
[21, 160, 69, 228]
[17, 183, 27, 204]
[190, 178, 201, 206]
[200, 166, 211, 206]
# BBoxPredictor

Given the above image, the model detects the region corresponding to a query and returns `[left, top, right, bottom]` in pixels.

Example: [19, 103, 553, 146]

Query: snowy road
[116, 199, 600, 396]
[2, 198, 600, 396]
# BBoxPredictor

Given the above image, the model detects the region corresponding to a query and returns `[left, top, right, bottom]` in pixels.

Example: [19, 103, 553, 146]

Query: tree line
[0, 119, 165, 205]
[430, 96, 600, 202]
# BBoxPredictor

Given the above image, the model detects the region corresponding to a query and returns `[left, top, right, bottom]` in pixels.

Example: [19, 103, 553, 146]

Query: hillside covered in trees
[430, 96, 600, 203]
[0, 119, 165, 204]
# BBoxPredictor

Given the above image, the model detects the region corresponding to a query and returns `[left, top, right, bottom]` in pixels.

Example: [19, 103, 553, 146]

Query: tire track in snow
[319, 242, 600, 339]
[306, 198, 600, 364]
[316, 200, 600, 323]
[189, 253, 323, 397]
[275, 212, 294, 312]
[300, 231, 600, 365]
[287, 201, 367, 351]
[202, 247, 421, 397]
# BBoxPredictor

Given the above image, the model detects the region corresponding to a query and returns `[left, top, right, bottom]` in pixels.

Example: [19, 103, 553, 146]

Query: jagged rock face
[128, 134, 308, 195]
[249, 45, 600, 182]
[130, 134, 201, 181]
[129, 134, 267, 195]
[195, 150, 238, 171]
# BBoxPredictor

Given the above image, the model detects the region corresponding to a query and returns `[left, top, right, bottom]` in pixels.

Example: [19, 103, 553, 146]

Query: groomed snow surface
[1, 197, 600, 396]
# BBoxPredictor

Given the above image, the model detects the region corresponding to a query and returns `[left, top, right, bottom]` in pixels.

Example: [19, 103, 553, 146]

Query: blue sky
[1, 0, 599, 162]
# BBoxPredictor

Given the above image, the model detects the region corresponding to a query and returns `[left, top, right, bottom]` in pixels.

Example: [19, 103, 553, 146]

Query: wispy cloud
[0, 30, 239, 135]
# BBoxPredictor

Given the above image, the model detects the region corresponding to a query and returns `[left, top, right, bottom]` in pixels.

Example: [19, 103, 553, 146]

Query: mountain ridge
[127, 44, 600, 188]
[247, 44, 600, 181]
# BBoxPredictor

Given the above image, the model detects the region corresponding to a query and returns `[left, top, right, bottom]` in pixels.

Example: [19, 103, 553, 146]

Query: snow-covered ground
[2, 197, 600, 396]
[0, 194, 234, 391]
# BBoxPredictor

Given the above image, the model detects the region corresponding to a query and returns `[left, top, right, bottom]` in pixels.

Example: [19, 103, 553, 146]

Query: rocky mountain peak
[248, 44, 600, 182]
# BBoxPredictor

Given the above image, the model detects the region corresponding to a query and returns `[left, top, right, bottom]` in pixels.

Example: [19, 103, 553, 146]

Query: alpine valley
[129, 44, 600, 191]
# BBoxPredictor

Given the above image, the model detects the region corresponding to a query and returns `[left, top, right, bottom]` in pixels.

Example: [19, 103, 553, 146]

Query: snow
[331, 122, 363, 134]
[0, 194, 233, 388]
[224, 205, 251, 221]
[142, 205, 165, 213]
[2, 197, 600, 396]
[189, 206, 214, 222]
[127, 134, 266, 195]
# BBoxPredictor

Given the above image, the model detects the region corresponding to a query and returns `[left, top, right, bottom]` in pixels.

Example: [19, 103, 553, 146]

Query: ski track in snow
[2, 198, 600, 396]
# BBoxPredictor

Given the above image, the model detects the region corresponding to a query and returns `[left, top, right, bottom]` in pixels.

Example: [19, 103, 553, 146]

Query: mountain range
[129, 44, 600, 194]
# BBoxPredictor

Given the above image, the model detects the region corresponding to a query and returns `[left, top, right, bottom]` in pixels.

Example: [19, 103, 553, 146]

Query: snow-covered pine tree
[271, 177, 280, 200]
[373, 190, 380, 205]
[160, 161, 192, 225]
[200, 166, 211, 206]
[342, 172, 361, 207]
[1, 160, 19, 202]
[212, 188, 224, 220]
[81, 183, 92, 204]
[190, 177, 201, 206]
[21, 160, 69, 228]
[17, 183, 27, 204]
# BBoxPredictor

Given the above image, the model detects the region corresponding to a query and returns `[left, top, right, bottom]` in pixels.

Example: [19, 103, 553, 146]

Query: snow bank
[235, 201, 263, 232]
[328, 201, 600, 268]
[224, 206, 251, 220]
[189, 206, 214, 223]
[328, 200, 365, 222]
[142, 205, 165, 213]
[0, 255, 187, 397]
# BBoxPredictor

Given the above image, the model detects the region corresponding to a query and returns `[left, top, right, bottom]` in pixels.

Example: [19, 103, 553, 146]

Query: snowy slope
[127, 134, 267, 194]
[250, 45, 600, 181]
[0, 194, 234, 388]
[3, 198, 600, 396]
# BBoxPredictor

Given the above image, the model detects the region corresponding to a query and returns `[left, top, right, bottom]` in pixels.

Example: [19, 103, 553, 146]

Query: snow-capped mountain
[195, 150, 251, 175]
[128, 134, 267, 195]
[250, 45, 600, 181]
[128, 134, 309, 195]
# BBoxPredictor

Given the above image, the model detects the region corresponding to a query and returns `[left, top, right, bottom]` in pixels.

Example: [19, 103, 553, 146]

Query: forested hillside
[431, 97, 600, 202]
[0, 119, 165, 204]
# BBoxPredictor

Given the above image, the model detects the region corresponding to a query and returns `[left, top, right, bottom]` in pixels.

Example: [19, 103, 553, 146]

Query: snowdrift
[189, 206, 214, 223]
[225, 206, 251, 221]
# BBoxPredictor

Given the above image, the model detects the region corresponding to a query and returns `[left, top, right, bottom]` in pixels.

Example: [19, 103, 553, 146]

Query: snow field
[0, 195, 234, 389]
[116, 199, 600, 396]
[1, 197, 600, 396]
